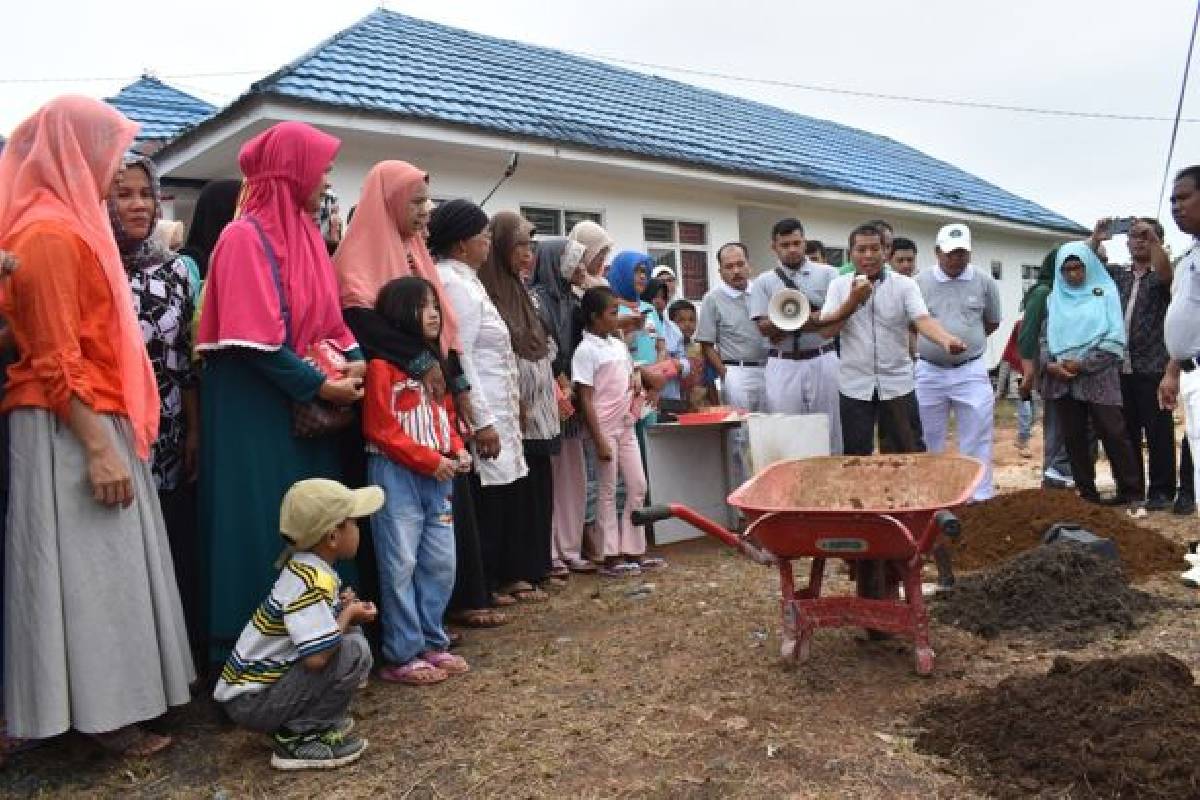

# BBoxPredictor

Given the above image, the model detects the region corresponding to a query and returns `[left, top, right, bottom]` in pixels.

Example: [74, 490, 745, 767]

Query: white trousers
[721, 365, 764, 487]
[763, 352, 842, 455]
[916, 358, 995, 500]
[1181, 368, 1200, 509]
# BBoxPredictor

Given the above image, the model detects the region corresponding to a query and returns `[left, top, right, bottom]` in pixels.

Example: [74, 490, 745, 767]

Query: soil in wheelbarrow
[950, 487, 1184, 579]
[932, 542, 1178, 648]
[913, 652, 1200, 800]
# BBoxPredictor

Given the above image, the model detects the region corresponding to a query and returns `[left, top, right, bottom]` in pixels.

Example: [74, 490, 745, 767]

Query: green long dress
[200, 346, 360, 664]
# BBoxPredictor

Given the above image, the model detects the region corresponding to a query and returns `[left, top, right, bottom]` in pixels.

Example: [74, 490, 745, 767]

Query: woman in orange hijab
[0, 96, 194, 756]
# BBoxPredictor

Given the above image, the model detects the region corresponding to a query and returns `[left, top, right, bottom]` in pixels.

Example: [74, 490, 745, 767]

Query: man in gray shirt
[697, 243, 768, 413]
[822, 224, 965, 456]
[914, 223, 1002, 501]
[750, 218, 848, 454]
[696, 243, 768, 484]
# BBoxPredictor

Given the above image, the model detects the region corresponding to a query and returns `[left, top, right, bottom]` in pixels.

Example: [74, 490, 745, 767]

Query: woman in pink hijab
[0, 96, 194, 756]
[197, 122, 366, 663]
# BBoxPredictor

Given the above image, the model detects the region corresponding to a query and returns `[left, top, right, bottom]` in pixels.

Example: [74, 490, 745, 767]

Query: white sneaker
[1185, 553, 1200, 567]
[1181, 565, 1200, 588]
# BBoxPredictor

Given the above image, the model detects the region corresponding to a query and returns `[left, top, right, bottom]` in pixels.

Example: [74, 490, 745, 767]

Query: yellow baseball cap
[279, 478, 385, 553]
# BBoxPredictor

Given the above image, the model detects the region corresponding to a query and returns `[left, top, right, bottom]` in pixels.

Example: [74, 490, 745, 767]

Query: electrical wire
[0, 39, 1196, 125]
[1156, 0, 1200, 218]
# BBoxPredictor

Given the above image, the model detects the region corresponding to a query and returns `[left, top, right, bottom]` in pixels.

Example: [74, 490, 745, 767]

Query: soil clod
[914, 652, 1200, 799]
[933, 542, 1173, 647]
[951, 487, 1183, 578]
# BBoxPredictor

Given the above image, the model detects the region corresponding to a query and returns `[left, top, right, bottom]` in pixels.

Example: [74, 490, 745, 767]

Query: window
[643, 217, 709, 299]
[519, 205, 603, 237]
[991, 260, 1003, 280]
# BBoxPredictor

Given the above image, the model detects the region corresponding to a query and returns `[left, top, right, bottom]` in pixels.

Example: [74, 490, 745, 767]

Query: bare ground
[3, 405, 1198, 799]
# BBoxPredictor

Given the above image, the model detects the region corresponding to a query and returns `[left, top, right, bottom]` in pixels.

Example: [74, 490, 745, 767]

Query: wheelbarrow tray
[728, 454, 984, 562]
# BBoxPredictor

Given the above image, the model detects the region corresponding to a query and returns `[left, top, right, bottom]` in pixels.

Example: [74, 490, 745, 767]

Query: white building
[152, 9, 1087, 364]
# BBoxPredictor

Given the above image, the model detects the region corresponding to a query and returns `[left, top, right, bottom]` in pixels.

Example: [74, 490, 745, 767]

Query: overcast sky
[4, 0, 1198, 254]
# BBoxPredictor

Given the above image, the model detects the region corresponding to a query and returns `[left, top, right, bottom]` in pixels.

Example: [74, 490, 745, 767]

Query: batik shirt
[128, 257, 197, 491]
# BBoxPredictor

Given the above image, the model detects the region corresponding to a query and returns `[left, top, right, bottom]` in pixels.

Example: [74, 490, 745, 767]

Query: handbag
[246, 217, 355, 438]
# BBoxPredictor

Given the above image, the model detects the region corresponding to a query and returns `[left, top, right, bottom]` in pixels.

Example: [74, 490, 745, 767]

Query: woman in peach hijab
[0, 96, 194, 755]
[335, 161, 506, 630]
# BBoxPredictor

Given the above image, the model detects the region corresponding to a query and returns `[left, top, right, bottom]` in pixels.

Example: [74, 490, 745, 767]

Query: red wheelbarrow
[632, 454, 983, 675]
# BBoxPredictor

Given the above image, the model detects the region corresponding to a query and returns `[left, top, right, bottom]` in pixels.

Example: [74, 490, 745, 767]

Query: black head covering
[179, 179, 241, 279]
[427, 199, 488, 259]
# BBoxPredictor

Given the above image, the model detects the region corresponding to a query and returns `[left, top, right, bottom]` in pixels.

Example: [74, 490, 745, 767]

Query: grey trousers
[1042, 394, 1073, 477]
[222, 631, 372, 734]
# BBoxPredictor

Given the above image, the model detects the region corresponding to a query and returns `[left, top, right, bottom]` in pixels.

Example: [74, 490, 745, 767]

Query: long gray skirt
[4, 409, 195, 738]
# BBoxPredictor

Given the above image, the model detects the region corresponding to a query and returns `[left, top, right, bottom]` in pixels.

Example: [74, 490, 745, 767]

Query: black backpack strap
[245, 216, 293, 350]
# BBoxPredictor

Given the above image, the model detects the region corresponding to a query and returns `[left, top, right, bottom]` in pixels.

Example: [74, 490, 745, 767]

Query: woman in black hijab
[179, 179, 241, 280]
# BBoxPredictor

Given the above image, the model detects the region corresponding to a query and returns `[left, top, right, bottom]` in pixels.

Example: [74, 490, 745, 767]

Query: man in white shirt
[1158, 165, 1200, 533]
[821, 224, 966, 455]
[914, 224, 1002, 500]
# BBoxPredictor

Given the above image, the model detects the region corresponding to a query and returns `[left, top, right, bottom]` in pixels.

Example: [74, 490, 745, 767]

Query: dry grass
[3, 416, 1198, 799]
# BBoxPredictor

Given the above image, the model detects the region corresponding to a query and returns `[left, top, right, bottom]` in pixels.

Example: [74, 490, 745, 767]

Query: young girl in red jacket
[364, 277, 473, 686]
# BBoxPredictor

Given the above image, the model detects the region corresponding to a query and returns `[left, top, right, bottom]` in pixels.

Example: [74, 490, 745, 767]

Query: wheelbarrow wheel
[856, 560, 896, 641]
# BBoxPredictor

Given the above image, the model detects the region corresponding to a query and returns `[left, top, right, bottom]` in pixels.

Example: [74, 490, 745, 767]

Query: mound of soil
[914, 653, 1200, 799]
[933, 542, 1170, 648]
[951, 487, 1183, 579]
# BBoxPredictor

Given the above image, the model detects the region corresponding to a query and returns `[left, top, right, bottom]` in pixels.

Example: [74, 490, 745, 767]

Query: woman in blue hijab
[607, 251, 665, 367]
[1043, 242, 1144, 511]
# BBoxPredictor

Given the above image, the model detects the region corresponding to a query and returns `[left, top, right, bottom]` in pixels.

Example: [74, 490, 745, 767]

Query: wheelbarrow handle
[631, 505, 673, 526]
[934, 509, 961, 540]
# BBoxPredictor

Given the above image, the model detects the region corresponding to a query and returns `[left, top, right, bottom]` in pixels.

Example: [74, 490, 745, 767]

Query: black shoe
[270, 728, 367, 771]
[1175, 494, 1196, 516]
[1145, 495, 1173, 512]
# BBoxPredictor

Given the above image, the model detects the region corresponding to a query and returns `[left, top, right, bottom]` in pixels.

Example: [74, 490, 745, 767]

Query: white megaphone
[767, 288, 811, 332]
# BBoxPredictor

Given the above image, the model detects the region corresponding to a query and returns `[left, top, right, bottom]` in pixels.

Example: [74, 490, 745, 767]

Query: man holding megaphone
[750, 218, 871, 454]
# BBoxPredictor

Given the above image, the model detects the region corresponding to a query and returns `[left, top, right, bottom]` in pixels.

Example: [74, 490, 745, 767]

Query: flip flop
[88, 726, 173, 757]
[378, 659, 448, 686]
[449, 609, 509, 628]
[422, 650, 470, 675]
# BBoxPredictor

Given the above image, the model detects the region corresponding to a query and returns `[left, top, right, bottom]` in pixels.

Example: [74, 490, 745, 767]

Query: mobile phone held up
[1109, 217, 1136, 236]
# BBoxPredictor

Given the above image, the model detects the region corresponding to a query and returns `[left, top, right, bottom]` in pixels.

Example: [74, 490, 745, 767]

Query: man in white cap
[914, 223, 1002, 500]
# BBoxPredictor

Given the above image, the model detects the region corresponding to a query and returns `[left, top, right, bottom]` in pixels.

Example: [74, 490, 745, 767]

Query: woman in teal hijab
[1047, 242, 1126, 360]
[1042, 242, 1143, 510]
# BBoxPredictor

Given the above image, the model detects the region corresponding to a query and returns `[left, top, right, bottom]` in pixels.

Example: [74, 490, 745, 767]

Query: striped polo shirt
[214, 552, 342, 702]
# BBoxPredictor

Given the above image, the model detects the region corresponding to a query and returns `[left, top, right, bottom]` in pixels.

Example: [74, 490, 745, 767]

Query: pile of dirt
[951, 487, 1183, 579]
[914, 653, 1200, 799]
[933, 542, 1170, 647]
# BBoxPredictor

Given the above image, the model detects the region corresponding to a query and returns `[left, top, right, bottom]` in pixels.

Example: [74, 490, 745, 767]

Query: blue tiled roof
[246, 10, 1083, 234]
[106, 76, 215, 142]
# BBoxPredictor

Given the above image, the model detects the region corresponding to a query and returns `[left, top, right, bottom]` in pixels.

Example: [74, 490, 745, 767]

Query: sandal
[549, 560, 571, 579]
[89, 725, 173, 757]
[634, 556, 668, 572]
[567, 558, 598, 573]
[499, 581, 534, 595]
[598, 562, 641, 578]
[378, 659, 448, 686]
[490, 592, 517, 607]
[450, 608, 509, 628]
[512, 588, 550, 603]
[422, 650, 470, 675]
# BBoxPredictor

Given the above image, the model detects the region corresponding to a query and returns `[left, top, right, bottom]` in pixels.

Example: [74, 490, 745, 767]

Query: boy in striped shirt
[214, 479, 383, 770]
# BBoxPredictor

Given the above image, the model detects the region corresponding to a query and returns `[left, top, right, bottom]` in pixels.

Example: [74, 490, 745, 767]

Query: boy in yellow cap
[214, 479, 384, 771]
